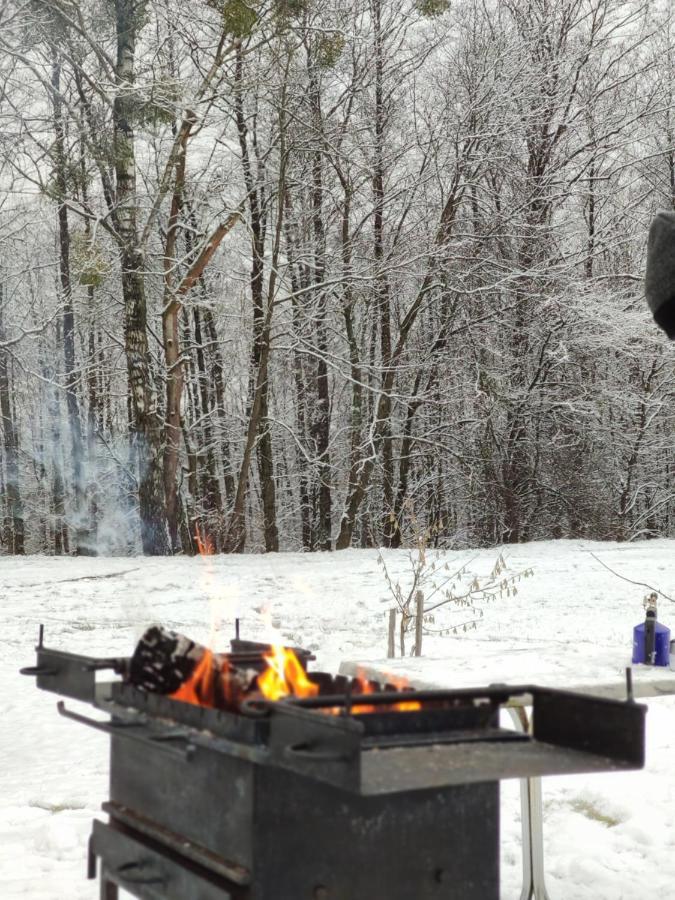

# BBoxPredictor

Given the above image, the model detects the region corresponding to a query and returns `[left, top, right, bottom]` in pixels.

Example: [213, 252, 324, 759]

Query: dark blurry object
[645, 211, 675, 338]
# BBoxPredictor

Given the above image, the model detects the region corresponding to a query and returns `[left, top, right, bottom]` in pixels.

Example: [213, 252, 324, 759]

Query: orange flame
[169, 650, 239, 708]
[386, 675, 422, 712]
[351, 671, 377, 714]
[194, 529, 215, 556]
[170, 649, 217, 706]
[257, 645, 319, 701]
[320, 670, 420, 715]
[167, 646, 420, 717]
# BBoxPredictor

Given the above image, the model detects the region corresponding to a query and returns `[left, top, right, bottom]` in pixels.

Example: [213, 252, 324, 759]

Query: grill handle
[57, 701, 197, 761]
[116, 859, 166, 886]
[284, 741, 354, 763]
[19, 665, 58, 677]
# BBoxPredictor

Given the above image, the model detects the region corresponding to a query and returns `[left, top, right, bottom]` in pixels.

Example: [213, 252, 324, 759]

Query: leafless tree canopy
[0, 0, 672, 555]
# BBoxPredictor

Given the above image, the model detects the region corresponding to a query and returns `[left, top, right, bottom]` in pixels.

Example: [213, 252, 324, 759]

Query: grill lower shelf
[90, 820, 234, 900]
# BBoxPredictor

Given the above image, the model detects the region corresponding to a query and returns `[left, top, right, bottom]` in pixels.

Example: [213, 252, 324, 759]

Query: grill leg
[528, 775, 552, 899]
[508, 707, 552, 900]
[100, 867, 119, 900]
[517, 772, 533, 899]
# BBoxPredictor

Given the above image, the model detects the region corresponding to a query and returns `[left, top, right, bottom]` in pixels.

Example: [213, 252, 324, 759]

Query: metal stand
[99, 867, 119, 900]
[508, 707, 552, 900]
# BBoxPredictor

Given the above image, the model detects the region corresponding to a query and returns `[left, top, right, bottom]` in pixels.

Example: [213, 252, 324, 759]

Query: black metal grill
[22, 627, 646, 900]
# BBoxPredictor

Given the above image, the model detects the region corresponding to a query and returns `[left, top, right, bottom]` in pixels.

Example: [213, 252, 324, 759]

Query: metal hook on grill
[19, 665, 57, 677]
[56, 702, 198, 761]
[239, 698, 272, 718]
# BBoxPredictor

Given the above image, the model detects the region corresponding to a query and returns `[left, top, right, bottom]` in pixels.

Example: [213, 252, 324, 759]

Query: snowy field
[2, 539, 675, 899]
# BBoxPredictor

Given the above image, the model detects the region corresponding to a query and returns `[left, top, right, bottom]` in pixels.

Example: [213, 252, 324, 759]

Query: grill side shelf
[20, 646, 127, 703]
[361, 726, 529, 750]
[532, 687, 646, 767]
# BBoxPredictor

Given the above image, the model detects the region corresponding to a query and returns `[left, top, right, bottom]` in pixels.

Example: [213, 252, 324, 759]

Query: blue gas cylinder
[632, 599, 670, 666]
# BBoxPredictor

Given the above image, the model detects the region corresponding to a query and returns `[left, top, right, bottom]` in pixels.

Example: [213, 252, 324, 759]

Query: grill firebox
[22, 627, 645, 900]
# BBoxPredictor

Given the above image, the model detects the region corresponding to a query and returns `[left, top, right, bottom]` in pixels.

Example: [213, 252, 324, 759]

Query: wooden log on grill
[127, 625, 257, 711]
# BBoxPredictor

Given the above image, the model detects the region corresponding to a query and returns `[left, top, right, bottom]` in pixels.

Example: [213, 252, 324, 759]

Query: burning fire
[350, 672, 376, 715]
[258, 645, 319, 701]
[169, 644, 318, 709]
[347, 669, 420, 713]
[385, 675, 422, 712]
[169, 646, 420, 716]
[170, 650, 239, 708]
[317, 669, 421, 716]
[171, 649, 218, 705]
[195, 532, 215, 556]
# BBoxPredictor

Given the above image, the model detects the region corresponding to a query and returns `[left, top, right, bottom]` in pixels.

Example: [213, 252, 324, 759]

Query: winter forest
[0, 0, 673, 557]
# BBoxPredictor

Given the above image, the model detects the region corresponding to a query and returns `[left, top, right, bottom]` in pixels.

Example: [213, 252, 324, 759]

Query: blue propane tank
[632, 593, 670, 666]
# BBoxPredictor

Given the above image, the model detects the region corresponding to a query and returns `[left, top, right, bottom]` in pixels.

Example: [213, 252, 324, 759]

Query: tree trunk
[308, 50, 332, 550]
[185, 204, 236, 521]
[44, 337, 68, 555]
[52, 52, 88, 554]
[193, 305, 224, 546]
[336, 188, 462, 549]
[114, 0, 168, 554]
[225, 109, 287, 553]
[0, 290, 24, 554]
[202, 306, 235, 507]
[85, 283, 100, 551]
[235, 47, 278, 551]
[224, 310, 274, 553]
[161, 121, 189, 552]
[283, 187, 313, 548]
[79, 139, 99, 552]
[372, 0, 395, 546]
[162, 178, 239, 551]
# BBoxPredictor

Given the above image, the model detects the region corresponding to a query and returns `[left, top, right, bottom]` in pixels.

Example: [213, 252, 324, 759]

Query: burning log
[127, 626, 420, 716]
[127, 625, 257, 711]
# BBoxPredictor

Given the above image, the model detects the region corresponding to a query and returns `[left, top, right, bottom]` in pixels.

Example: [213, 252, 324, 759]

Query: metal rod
[645, 615, 656, 664]
[529, 776, 552, 899]
[343, 682, 353, 717]
[38, 624, 44, 649]
[287, 684, 535, 709]
[235, 618, 240, 640]
[508, 707, 534, 900]
[626, 667, 634, 703]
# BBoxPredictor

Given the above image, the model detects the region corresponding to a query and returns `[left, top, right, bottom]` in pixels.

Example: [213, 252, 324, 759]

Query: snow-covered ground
[2, 539, 674, 899]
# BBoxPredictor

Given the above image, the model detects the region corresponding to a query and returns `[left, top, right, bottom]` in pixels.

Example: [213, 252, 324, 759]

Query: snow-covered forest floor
[2, 539, 675, 899]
